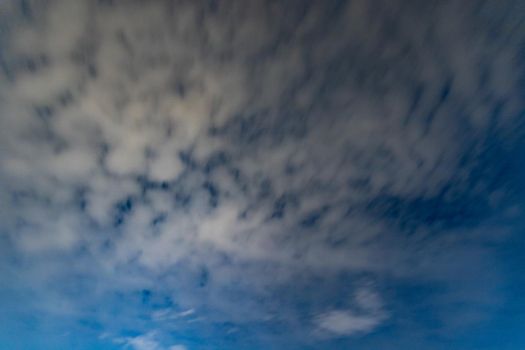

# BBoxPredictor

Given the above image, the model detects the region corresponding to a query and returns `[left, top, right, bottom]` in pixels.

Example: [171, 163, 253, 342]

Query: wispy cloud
[152, 308, 195, 322]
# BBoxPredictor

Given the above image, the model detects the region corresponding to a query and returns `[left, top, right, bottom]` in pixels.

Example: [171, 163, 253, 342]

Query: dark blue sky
[0, 0, 524, 349]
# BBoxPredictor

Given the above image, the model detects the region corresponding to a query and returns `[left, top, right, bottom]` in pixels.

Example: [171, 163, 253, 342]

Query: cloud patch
[315, 310, 386, 336]
[315, 286, 388, 336]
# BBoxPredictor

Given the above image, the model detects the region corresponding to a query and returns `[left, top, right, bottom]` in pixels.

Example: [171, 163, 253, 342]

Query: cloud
[125, 333, 163, 350]
[152, 308, 195, 322]
[315, 286, 388, 336]
[116, 331, 188, 350]
[315, 310, 385, 336]
[169, 346, 187, 350]
[0, 0, 523, 348]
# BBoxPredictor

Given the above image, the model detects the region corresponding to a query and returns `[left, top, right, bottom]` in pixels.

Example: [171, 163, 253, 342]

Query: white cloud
[152, 308, 195, 321]
[119, 332, 163, 350]
[169, 346, 187, 350]
[315, 309, 385, 336]
[118, 332, 188, 350]
[314, 285, 388, 337]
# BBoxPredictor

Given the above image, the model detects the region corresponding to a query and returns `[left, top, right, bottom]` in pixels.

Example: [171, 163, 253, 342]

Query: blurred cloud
[0, 0, 523, 348]
[116, 331, 187, 350]
[315, 310, 386, 336]
[315, 286, 388, 336]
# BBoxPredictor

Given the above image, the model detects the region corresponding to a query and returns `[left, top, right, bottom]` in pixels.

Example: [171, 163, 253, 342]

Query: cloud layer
[0, 0, 524, 349]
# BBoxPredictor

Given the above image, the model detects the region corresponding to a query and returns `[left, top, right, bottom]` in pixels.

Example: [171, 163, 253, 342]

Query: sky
[0, 0, 524, 349]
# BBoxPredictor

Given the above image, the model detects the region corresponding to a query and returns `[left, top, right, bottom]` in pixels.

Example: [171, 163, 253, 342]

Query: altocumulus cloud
[0, 0, 524, 349]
